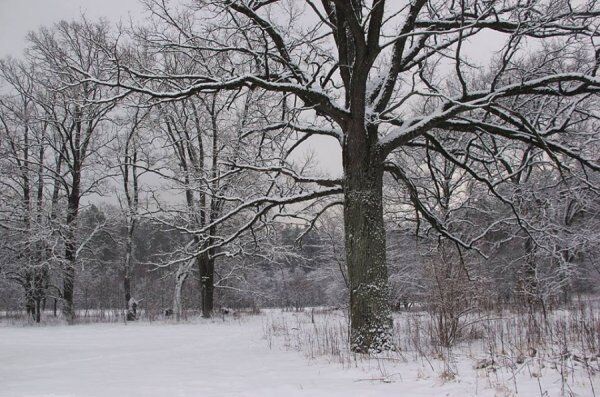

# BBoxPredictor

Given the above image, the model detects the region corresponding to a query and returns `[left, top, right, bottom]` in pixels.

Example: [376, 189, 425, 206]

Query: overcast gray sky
[0, 0, 146, 58]
[0, 0, 344, 177]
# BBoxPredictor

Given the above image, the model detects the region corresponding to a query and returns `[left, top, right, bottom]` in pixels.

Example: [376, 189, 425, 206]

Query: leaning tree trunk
[343, 122, 393, 353]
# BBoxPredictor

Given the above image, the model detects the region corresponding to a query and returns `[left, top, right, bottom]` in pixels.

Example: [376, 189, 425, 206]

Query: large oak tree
[78, 0, 600, 351]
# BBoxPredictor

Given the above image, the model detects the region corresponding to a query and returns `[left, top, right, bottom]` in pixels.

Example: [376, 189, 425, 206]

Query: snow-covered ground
[0, 310, 597, 396]
[1, 314, 404, 397]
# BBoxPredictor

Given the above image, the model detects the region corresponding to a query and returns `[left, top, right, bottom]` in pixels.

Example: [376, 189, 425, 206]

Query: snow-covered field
[1, 310, 597, 396]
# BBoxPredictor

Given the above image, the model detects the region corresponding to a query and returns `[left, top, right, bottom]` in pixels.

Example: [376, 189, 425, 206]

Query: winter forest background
[1, 0, 600, 395]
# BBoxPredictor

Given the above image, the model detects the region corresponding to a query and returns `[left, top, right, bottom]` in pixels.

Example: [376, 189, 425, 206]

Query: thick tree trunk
[32, 263, 47, 323]
[198, 252, 214, 318]
[62, 262, 75, 323]
[34, 299, 41, 323]
[32, 271, 44, 323]
[173, 261, 192, 321]
[34, 144, 46, 324]
[173, 276, 185, 322]
[517, 236, 539, 308]
[343, 122, 393, 353]
[62, 172, 80, 324]
[23, 280, 35, 320]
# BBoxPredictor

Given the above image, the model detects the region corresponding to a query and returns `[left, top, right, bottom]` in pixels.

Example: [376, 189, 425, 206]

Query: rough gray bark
[62, 184, 80, 324]
[343, 122, 393, 352]
[62, 145, 82, 324]
[198, 251, 214, 318]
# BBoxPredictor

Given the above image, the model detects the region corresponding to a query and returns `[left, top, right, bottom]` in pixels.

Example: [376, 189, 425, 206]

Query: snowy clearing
[1, 310, 597, 397]
[1, 315, 404, 397]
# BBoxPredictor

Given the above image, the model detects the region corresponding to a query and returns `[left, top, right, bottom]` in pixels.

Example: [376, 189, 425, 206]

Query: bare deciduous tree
[73, 0, 600, 351]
